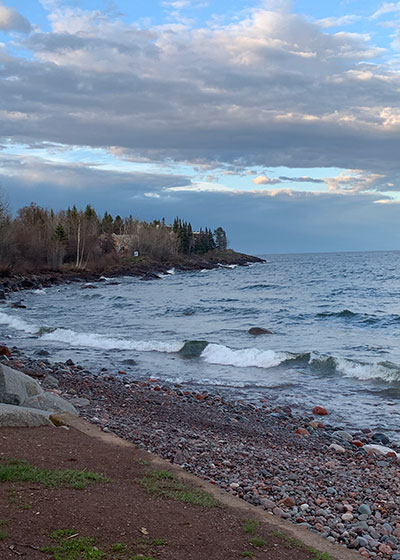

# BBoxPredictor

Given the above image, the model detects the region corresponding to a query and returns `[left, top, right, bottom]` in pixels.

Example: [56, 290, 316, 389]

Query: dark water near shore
[1, 251, 400, 441]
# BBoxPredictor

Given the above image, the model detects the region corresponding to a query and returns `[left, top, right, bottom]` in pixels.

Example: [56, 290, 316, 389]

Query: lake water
[1, 251, 400, 441]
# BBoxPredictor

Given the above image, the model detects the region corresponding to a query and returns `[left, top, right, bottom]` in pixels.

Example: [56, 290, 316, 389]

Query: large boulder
[23, 393, 78, 416]
[0, 364, 43, 405]
[248, 327, 273, 335]
[0, 403, 52, 427]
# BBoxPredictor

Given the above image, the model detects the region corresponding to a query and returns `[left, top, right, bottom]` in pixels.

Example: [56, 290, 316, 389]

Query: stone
[23, 392, 78, 415]
[364, 444, 399, 459]
[295, 427, 310, 436]
[358, 504, 372, 516]
[0, 364, 43, 405]
[248, 327, 273, 335]
[42, 375, 59, 389]
[372, 432, 390, 445]
[0, 403, 52, 427]
[312, 406, 329, 416]
[332, 430, 353, 442]
[0, 345, 11, 357]
[342, 513, 354, 522]
[329, 443, 346, 453]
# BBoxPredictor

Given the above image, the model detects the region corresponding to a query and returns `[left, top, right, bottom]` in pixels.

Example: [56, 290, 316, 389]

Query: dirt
[0, 424, 329, 560]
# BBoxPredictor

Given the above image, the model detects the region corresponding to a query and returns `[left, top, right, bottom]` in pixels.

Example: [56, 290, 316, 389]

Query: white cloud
[0, 2, 31, 33]
[372, 2, 400, 19]
[253, 175, 280, 185]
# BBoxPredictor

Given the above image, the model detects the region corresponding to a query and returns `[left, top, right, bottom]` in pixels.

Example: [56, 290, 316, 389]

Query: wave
[316, 309, 358, 319]
[201, 343, 287, 369]
[335, 358, 400, 383]
[0, 311, 37, 335]
[40, 328, 182, 353]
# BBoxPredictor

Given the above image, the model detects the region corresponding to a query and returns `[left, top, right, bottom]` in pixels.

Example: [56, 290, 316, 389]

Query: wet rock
[312, 406, 329, 416]
[248, 327, 273, 335]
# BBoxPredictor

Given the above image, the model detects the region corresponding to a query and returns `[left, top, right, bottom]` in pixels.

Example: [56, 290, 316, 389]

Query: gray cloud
[0, 2, 31, 33]
[0, 4, 396, 182]
[279, 176, 325, 184]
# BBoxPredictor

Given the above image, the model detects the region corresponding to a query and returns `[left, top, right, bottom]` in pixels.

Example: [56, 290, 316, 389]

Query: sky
[1, 1, 400, 253]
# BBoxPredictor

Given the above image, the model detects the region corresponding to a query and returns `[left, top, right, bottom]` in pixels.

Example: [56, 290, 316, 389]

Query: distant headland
[0, 202, 264, 293]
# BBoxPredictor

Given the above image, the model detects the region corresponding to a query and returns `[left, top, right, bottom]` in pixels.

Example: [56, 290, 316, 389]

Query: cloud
[0, 2, 31, 33]
[372, 3, 400, 19]
[0, 2, 397, 185]
[279, 176, 325, 184]
[318, 15, 360, 28]
[253, 175, 281, 185]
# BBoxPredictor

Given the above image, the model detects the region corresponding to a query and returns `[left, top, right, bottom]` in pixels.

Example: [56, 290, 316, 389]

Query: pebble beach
[5, 347, 400, 560]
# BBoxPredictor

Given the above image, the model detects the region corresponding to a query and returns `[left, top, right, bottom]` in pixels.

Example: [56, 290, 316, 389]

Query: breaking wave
[40, 328, 182, 353]
[0, 311, 37, 335]
[201, 343, 287, 369]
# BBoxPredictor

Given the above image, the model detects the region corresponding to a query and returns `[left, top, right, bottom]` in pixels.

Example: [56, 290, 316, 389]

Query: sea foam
[201, 343, 287, 369]
[40, 328, 182, 353]
[0, 311, 37, 335]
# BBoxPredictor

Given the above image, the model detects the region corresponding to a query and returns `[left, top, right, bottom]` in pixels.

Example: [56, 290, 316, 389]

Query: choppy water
[1, 251, 400, 441]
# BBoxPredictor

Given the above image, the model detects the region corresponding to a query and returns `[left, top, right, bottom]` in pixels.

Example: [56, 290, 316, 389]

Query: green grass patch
[310, 550, 334, 560]
[0, 458, 108, 489]
[243, 519, 260, 535]
[111, 542, 127, 552]
[270, 531, 306, 549]
[249, 537, 266, 548]
[0, 519, 8, 539]
[140, 469, 218, 508]
[129, 556, 155, 560]
[241, 552, 254, 558]
[42, 529, 105, 560]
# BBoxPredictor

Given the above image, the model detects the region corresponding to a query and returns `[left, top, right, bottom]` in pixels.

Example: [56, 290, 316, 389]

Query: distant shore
[0, 249, 265, 296]
[3, 347, 400, 560]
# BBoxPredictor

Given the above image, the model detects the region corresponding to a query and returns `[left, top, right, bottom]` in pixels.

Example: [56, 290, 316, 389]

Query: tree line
[0, 199, 228, 273]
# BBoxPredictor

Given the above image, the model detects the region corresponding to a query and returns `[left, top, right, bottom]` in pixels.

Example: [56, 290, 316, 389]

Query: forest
[0, 198, 228, 273]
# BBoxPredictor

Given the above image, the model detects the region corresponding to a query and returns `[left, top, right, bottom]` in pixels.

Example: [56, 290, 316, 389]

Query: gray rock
[0, 364, 43, 405]
[332, 430, 353, 442]
[248, 327, 273, 335]
[70, 397, 90, 407]
[358, 504, 372, 516]
[23, 392, 78, 415]
[0, 403, 52, 427]
[42, 375, 60, 389]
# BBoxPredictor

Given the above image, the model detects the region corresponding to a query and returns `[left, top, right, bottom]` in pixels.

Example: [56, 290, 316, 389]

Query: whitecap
[201, 343, 287, 369]
[0, 311, 38, 335]
[40, 328, 183, 353]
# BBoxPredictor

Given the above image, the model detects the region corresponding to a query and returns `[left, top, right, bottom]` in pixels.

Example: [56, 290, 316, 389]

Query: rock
[65, 359, 75, 366]
[0, 345, 11, 357]
[329, 443, 346, 453]
[312, 406, 329, 416]
[179, 340, 209, 358]
[42, 375, 60, 389]
[248, 327, 273, 335]
[0, 403, 52, 427]
[0, 289, 6, 300]
[0, 364, 43, 405]
[342, 512, 354, 522]
[332, 430, 353, 442]
[372, 432, 390, 445]
[363, 444, 399, 458]
[70, 397, 90, 407]
[141, 272, 161, 281]
[295, 427, 310, 436]
[358, 504, 372, 516]
[23, 392, 78, 415]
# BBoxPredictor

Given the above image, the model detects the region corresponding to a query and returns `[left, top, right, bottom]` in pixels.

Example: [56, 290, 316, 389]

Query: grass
[243, 519, 260, 535]
[140, 469, 219, 508]
[0, 458, 108, 489]
[249, 537, 266, 548]
[0, 520, 8, 541]
[42, 530, 105, 560]
[310, 550, 334, 560]
[111, 542, 127, 552]
[241, 552, 254, 558]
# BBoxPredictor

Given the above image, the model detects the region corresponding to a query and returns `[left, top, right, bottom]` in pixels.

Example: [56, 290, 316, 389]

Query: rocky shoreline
[3, 347, 400, 560]
[0, 249, 265, 297]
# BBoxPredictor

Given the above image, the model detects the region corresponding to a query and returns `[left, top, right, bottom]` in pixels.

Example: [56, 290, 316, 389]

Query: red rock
[281, 496, 296, 507]
[312, 406, 329, 416]
[196, 394, 206, 401]
[0, 345, 11, 357]
[149, 378, 158, 383]
[118, 370, 127, 375]
[351, 440, 363, 448]
[359, 548, 370, 558]
[378, 544, 392, 555]
[295, 428, 310, 436]
[153, 386, 161, 391]
[296, 517, 306, 523]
